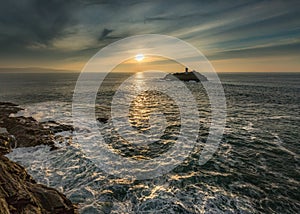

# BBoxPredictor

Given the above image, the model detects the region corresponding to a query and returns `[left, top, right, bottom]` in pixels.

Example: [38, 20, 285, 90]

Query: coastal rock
[0, 155, 77, 214]
[0, 102, 77, 213]
[2, 116, 56, 148]
[41, 120, 74, 133]
[164, 70, 208, 82]
[0, 133, 12, 155]
[0, 102, 23, 117]
[0, 102, 74, 149]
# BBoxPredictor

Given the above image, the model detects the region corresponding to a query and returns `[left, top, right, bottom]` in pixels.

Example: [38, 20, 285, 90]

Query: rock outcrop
[0, 102, 77, 213]
[0, 133, 12, 155]
[164, 71, 208, 82]
[0, 102, 73, 149]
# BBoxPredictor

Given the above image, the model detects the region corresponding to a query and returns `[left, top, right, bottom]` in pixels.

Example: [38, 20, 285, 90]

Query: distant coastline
[0, 67, 78, 73]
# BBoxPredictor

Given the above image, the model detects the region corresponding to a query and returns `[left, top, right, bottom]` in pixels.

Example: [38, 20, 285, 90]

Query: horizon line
[0, 67, 299, 74]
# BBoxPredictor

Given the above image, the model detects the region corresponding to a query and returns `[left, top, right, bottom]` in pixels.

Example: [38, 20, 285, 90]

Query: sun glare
[135, 54, 144, 62]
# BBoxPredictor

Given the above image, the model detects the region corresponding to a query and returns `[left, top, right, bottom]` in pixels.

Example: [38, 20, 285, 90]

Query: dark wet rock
[41, 120, 74, 133]
[49, 146, 60, 151]
[97, 117, 109, 123]
[104, 184, 128, 201]
[0, 102, 77, 213]
[81, 205, 101, 213]
[2, 116, 56, 148]
[0, 102, 55, 148]
[0, 102, 23, 117]
[68, 188, 94, 204]
[0, 155, 77, 214]
[0, 102, 73, 150]
[0, 133, 12, 155]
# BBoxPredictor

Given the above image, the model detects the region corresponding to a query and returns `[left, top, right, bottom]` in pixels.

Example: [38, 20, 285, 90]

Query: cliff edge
[0, 102, 77, 214]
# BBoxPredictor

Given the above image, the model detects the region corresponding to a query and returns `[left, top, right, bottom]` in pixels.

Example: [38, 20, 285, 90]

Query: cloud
[99, 28, 113, 40]
[208, 41, 300, 60]
[0, 0, 299, 69]
[97, 28, 124, 41]
[0, 0, 78, 50]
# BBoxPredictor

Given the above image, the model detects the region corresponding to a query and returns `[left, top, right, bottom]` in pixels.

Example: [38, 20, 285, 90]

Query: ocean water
[1, 72, 299, 213]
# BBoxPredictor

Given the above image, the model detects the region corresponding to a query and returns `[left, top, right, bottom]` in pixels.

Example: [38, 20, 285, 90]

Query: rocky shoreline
[0, 102, 77, 214]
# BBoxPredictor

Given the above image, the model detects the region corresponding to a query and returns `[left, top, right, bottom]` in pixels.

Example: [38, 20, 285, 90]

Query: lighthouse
[185, 67, 188, 73]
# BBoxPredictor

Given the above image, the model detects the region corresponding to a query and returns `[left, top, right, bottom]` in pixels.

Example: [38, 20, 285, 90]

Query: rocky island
[0, 102, 77, 214]
[164, 67, 208, 82]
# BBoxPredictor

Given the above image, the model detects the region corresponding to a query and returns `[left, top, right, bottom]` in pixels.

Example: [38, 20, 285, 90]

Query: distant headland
[164, 67, 208, 82]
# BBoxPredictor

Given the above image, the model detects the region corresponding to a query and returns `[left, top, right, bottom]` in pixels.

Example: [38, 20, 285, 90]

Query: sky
[0, 0, 299, 72]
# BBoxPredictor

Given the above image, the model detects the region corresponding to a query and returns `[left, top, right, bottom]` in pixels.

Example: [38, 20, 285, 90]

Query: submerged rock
[97, 117, 109, 123]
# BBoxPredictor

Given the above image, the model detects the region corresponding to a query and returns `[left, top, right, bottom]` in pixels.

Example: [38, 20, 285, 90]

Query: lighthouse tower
[185, 67, 188, 73]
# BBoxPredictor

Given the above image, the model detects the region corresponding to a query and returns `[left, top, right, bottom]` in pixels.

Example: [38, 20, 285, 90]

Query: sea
[0, 72, 299, 213]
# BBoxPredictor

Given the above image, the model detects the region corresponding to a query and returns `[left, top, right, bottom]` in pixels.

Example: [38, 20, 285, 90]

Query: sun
[135, 54, 144, 62]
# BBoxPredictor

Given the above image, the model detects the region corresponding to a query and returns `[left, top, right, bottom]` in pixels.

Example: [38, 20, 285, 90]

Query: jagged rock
[2, 116, 56, 148]
[0, 102, 77, 213]
[0, 102, 74, 149]
[0, 133, 12, 155]
[0, 102, 23, 117]
[0, 155, 77, 214]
